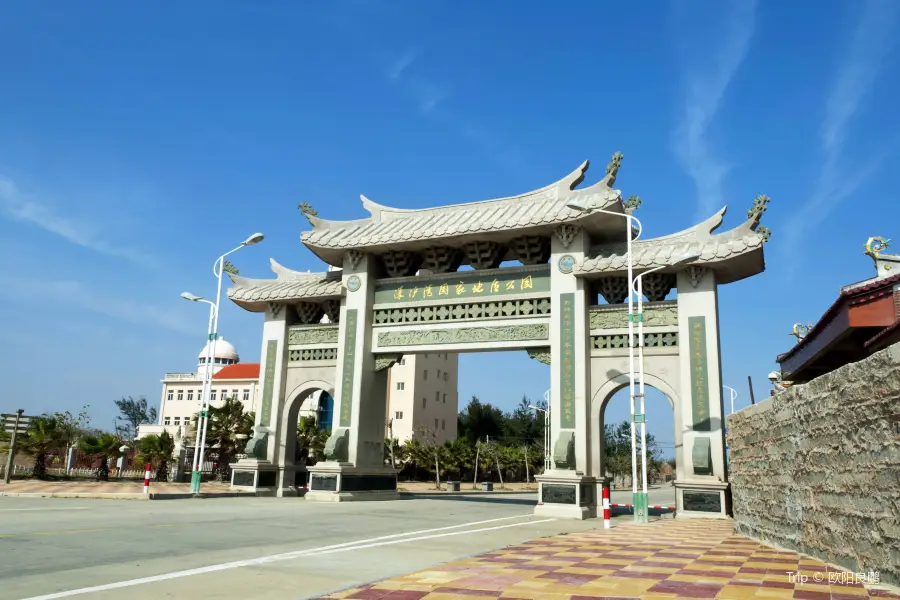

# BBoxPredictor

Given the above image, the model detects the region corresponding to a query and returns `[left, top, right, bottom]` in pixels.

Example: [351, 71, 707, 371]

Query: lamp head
[180, 292, 203, 302]
[566, 199, 589, 212]
[767, 371, 780, 383]
[242, 232, 265, 246]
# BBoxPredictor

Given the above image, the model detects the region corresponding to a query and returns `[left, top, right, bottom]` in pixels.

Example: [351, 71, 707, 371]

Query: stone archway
[590, 372, 683, 487]
[276, 379, 334, 495]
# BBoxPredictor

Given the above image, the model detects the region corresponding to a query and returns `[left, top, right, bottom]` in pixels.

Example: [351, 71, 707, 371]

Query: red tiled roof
[777, 273, 900, 363]
[864, 320, 900, 349]
[212, 363, 260, 380]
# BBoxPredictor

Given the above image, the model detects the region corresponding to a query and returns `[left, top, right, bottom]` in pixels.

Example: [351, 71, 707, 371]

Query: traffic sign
[2, 413, 33, 434]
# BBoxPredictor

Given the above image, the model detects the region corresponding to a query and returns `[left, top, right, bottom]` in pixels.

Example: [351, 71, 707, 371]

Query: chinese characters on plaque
[377, 273, 545, 304]
[260, 340, 278, 427]
[559, 293, 576, 429]
[687, 316, 711, 431]
[339, 309, 359, 428]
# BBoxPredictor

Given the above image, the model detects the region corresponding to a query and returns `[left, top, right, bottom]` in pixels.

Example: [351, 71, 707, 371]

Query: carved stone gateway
[226, 153, 771, 516]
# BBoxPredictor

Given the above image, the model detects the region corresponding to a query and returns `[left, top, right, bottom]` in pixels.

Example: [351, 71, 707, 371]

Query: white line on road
[21, 514, 553, 600]
[0, 507, 90, 512]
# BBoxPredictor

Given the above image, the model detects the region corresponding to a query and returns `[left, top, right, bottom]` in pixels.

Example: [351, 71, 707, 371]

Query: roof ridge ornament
[298, 202, 318, 225]
[623, 194, 642, 212]
[790, 323, 812, 340]
[747, 194, 770, 224]
[864, 236, 891, 260]
[222, 260, 239, 276]
[603, 152, 624, 187]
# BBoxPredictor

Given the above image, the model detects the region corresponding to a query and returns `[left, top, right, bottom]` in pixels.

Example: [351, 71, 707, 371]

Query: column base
[534, 471, 597, 520]
[230, 459, 278, 497]
[304, 462, 399, 502]
[674, 479, 731, 519]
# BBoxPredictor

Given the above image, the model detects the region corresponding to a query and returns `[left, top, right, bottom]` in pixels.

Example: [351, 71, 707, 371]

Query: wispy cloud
[0, 175, 156, 268]
[389, 49, 417, 80]
[782, 0, 899, 256]
[386, 49, 451, 115]
[0, 277, 195, 336]
[672, 0, 758, 219]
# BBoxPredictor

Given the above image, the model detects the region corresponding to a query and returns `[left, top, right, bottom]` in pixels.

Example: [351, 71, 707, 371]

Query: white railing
[1, 465, 157, 479]
[164, 372, 199, 381]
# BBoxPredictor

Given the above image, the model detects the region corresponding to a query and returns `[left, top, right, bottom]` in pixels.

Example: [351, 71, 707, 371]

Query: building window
[444, 353, 448, 360]
[422, 397, 426, 409]
[435, 391, 440, 404]
[395, 411, 403, 419]
[243, 389, 250, 401]
[166, 390, 173, 402]
[444, 372, 448, 382]
[174, 417, 181, 425]
[434, 418, 438, 430]
[187, 390, 194, 402]
[437, 369, 442, 378]
[177, 390, 184, 401]
[164, 417, 171, 425]
[317, 391, 334, 432]
[210, 389, 217, 402]
[198, 389, 203, 400]
[232, 389, 239, 399]
[397, 382, 405, 391]
[442, 419, 446, 430]
[400, 358, 406, 365]
[424, 353, 428, 359]
[443, 393, 447, 403]
[423, 370, 428, 380]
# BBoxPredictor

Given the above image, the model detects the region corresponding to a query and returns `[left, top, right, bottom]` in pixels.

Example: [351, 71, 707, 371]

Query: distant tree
[77, 432, 124, 480]
[137, 430, 176, 481]
[115, 396, 157, 440]
[19, 416, 64, 480]
[413, 426, 446, 489]
[55, 405, 92, 454]
[297, 416, 327, 466]
[193, 396, 254, 481]
[457, 396, 505, 442]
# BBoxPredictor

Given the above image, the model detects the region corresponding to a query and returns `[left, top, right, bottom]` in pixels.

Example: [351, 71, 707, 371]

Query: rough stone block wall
[727, 343, 900, 586]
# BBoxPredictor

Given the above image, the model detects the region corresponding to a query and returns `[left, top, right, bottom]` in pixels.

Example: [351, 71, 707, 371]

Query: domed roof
[197, 338, 239, 361]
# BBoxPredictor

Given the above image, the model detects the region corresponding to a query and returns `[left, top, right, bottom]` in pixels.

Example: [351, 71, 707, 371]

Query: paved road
[0, 488, 675, 600]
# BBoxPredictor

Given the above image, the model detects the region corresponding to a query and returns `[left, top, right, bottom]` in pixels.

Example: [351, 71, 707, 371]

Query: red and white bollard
[602, 485, 611, 529]
[143, 463, 151, 494]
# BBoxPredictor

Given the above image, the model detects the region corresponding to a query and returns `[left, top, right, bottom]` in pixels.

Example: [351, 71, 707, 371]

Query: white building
[139, 338, 458, 444]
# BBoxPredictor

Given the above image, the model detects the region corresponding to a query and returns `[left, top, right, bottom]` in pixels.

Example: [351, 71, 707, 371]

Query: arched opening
[591, 373, 680, 509]
[316, 391, 334, 432]
[280, 381, 333, 489]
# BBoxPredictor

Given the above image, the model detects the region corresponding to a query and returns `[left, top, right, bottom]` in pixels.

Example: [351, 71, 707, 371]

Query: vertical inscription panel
[559, 293, 576, 429]
[688, 316, 710, 431]
[259, 340, 278, 427]
[339, 309, 359, 428]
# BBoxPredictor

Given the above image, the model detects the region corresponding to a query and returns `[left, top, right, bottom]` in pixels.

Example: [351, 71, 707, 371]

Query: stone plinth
[304, 462, 399, 502]
[674, 479, 730, 519]
[230, 459, 279, 496]
[534, 471, 596, 520]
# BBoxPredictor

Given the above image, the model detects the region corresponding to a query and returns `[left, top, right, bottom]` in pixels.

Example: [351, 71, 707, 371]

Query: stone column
[534, 226, 596, 519]
[673, 267, 729, 517]
[306, 251, 398, 502]
[230, 303, 287, 495]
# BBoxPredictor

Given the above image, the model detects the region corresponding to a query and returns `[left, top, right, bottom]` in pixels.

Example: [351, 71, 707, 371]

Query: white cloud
[388, 50, 417, 80]
[1, 278, 195, 336]
[672, 0, 758, 219]
[782, 0, 898, 254]
[0, 175, 157, 268]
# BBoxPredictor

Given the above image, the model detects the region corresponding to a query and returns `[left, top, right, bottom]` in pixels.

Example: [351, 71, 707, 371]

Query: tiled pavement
[316, 520, 900, 600]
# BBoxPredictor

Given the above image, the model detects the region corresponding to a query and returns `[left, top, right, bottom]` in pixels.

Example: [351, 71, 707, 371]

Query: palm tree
[77, 433, 123, 480]
[297, 416, 327, 466]
[19, 416, 63, 480]
[194, 396, 253, 481]
[137, 431, 176, 482]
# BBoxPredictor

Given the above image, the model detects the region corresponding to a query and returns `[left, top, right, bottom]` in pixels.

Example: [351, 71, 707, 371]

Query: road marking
[21, 514, 553, 599]
[0, 528, 108, 538]
[0, 507, 90, 512]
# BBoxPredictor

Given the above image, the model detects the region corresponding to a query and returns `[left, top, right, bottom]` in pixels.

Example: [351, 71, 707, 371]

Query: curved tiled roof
[576, 207, 768, 282]
[300, 160, 622, 253]
[227, 258, 344, 311]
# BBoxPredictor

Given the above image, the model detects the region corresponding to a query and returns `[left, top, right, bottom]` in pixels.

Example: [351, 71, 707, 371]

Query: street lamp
[629, 252, 700, 522]
[723, 385, 738, 415]
[181, 232, 264, 495]
[529, 397, 551, 472]
[566, 200, 644, 521]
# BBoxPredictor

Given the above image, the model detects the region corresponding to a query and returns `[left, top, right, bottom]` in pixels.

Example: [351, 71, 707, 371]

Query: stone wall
[727, 343, 900, 586]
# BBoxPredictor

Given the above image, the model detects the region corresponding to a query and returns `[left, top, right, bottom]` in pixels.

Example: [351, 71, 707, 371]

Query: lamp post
[723, 385, 737, 415]
[566, 200, 644, 522]
[181, 232, 264, 495]
[628, 253, 700, 522]
[528, 399, 551, 472]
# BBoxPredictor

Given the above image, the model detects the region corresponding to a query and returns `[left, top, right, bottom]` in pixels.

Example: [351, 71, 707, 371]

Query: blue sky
[1, 1, 898, 454]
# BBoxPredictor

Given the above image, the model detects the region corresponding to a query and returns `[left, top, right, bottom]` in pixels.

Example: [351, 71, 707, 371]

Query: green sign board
[259, 340, 278, 427]
[373, 269, 550, 304]
[339, 309, 358, 428]
[688, 316, 711, 431]
[559, 293, 576, 429]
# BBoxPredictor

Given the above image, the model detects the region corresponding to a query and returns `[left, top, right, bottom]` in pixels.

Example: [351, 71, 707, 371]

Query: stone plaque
[374, 268, 551, 304]
[683, 490, 722, 513]
[259, 340, 278, 427]
[232, 471, 255, 487]
[257, 471, 277, 488]
[559, 293, 576, 429]
[542, 484, 576, 505]
[339, 309, 358, 428]
[341, 475, 397, 492]
[311, 474, 338, 492]
[688, 316, 711, 431]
